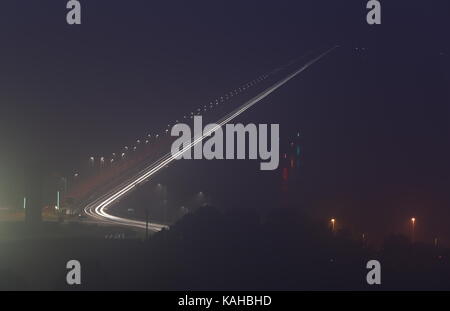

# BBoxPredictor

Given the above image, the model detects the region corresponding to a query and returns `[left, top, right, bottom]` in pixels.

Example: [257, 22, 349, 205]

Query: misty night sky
[0, 1, 449, 241]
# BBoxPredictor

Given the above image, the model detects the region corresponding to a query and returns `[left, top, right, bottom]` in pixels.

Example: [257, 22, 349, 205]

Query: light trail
[84, 46, 338, 232]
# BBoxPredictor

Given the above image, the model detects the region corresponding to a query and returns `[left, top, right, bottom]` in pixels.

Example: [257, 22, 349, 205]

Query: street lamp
[331, 218, 336, 233]
[55, 191, 60, 211]
[411, 217, 416, 243]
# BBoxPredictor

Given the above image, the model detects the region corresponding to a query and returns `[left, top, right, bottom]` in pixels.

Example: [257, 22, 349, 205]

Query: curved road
[84, 46, 338, 232]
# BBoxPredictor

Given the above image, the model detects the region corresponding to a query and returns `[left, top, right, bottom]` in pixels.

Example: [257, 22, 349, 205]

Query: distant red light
[282, 168, 288, 181]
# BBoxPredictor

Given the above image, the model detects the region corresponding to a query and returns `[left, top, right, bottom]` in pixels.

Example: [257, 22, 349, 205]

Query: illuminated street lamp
[411, 217, 416, 243]
[55, 191, 60, 211]
[331, 218, 336, 233]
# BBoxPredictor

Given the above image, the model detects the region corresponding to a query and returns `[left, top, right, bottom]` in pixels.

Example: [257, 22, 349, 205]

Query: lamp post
[331, 218, 336, 233]
[56, 191, 60, 211]
[411, 217, 416, 243]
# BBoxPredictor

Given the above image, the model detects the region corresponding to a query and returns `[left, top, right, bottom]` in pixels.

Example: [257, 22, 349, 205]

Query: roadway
[83, 46, 338, 232]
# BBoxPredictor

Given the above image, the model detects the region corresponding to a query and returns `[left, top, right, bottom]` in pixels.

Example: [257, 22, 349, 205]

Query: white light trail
[84, 46, 338, 231]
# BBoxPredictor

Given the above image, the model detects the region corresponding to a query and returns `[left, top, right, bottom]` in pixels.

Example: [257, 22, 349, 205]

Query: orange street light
[331, 218, 336, 233]
[411, 217, 416, 243]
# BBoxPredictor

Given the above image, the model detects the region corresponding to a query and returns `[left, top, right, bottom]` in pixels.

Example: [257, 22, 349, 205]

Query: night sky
[0, 1, 449, 241]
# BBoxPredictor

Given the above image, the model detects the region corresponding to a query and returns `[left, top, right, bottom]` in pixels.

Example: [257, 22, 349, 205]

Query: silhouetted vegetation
[1, 205, 450, 290]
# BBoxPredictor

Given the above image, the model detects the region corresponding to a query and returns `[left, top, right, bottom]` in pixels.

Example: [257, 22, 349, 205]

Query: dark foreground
[1, 206, 449, 291]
